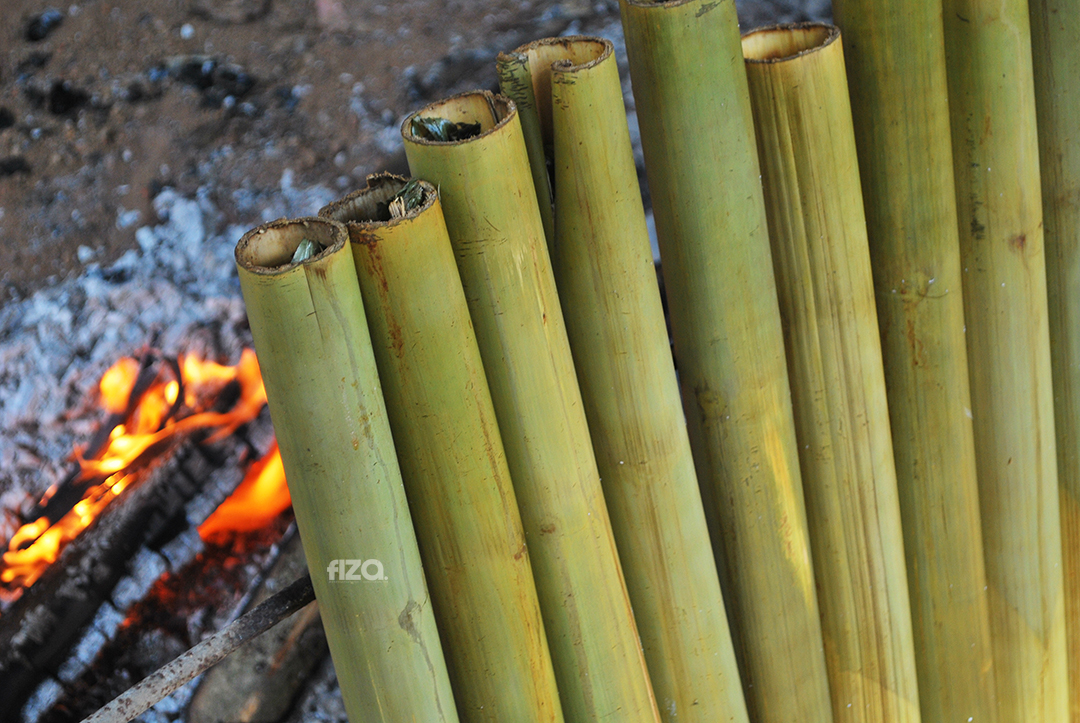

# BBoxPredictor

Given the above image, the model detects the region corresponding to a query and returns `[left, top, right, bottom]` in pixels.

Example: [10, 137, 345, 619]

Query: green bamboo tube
[828, 0, 999, 720]
[402, 91, 660, 722]
[497, 36, 748, 723]
[1029, 0, 1080, 717]
[234, 218, 458, 723]
[619, 3, 832, 721]
[495, 55, 555, 249]
[941, 0, 1069, 718]
[320, 175, 564, 723]
[743, 25, 920, 722]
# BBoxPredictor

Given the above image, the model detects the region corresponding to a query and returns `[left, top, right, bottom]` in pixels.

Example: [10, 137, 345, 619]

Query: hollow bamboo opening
[742, 23, 838, 63]
[507, 37, 609, 148]
[401, 91, 514, 144]
[234, 217, 345, 273]
[321, 174, 437, 230]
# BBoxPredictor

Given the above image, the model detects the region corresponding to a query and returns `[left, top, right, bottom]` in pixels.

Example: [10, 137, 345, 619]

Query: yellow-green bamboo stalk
[497, 36, 748, 723]
[619, 3, 832, 721]
[495, 55, 554, 249]
[402, 91, 660, 722]
[941, 1, 1069, 718]
[234, 218, 458, 723]
[320, 175, 564, 723]
[743, 24, 919, 722]
[828, 0, 999, 719]
[1029, 1, 1080, 717]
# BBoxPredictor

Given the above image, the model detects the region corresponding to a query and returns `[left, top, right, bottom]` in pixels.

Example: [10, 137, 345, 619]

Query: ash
[0, 176, 335, 529]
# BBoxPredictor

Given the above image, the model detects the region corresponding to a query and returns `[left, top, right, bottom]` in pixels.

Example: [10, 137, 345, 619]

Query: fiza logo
[327, 559, 387, 582]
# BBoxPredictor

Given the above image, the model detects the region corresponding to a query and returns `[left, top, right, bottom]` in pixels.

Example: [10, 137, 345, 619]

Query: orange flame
[1, 349, 288, 595]
[99, 357, 140, 414]
[198, 443, 289, 540]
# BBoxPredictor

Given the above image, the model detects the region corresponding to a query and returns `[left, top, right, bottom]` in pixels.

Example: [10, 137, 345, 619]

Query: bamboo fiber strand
[235, 218, 458, 723]
[499, 36, 749, 723]
[321, 175, 563, 723]
[619, 2, 833, 721]
[743, 24, 920, 723]
[402, 91, 660, 722]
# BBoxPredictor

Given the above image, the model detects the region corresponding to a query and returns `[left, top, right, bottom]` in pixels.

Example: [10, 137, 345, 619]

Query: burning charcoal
[158, 527, 204, 571]
[90, 602, 126, 639]
[0, 107, 14, 129]
[185, 464, 243, 526]
[25, 9, 63, 42]
[188, 534, 327, 723]
[57, 627, 108, 683]
[0, 156, 31, 177]
[111, 549, 169, 610]
[20, 678, 63, 723]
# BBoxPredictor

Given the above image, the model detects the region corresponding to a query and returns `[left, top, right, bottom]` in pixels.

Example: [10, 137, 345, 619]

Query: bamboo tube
[828, 0, 999, 719]
[402, 91, 660, 722]
[234, 218, 458, 723]
[496, 36, 748, 723]
[320, 175, 564, 723]
[619, 3, 832, 721]
[941, 0, 1069, 718]
[743, 25, 920, 723]
[1029, 0, 1080, 717]
[495, 55, 555, 249]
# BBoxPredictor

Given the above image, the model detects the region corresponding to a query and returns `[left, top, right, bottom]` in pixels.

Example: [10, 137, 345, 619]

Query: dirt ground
[0, 0, 826, 302]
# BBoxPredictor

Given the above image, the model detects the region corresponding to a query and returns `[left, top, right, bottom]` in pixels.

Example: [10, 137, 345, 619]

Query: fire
[199, 443, 290, 540]
[99, 357, 140, 414]
[1, 349, 290, 597]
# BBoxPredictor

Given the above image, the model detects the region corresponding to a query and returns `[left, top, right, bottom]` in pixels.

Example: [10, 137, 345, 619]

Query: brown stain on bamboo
[1009, 233, 1027, 253]
[905, 319, 927, 368]
[355, 234, 406, 360]
[693, 383, 724, 427]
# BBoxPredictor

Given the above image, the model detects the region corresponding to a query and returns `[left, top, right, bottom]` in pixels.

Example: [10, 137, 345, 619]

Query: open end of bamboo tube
[500, 36, 610, 148]
[321, 174, 437, 229]
[401, 90, 515, 144]
[234, 217, 347, 274]
[742, 22, 838, 63]
[512, 35, 610, 74]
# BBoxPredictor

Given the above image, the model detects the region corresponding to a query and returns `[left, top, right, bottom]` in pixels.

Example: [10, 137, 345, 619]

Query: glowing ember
[1, 349, 289, 598]
[199, 443, 289, 540]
